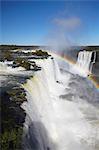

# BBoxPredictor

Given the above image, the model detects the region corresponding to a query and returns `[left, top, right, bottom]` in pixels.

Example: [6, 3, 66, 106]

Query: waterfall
[22, 57, 97, 150]
[22, 58, 64, 150]
[89, 51, 96, 73]
[22, 71, 56, 150]
[72, 50, 96, 77]
[52, 58, 62, 82]
[77, 51, 92, 75]
[0, 50, 98, 150]
[30, 58, 66, 95]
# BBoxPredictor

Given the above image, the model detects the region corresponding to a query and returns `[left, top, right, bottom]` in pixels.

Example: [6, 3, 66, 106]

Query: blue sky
[1, 0, 99, 45]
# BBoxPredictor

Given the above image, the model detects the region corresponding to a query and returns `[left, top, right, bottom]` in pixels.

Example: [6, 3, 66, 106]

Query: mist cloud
[53, 17, 81, 30]
[46, 16, 82, 52]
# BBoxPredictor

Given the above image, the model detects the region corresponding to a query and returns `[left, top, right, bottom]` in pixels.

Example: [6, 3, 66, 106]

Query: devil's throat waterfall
[0, 49, 99, 150]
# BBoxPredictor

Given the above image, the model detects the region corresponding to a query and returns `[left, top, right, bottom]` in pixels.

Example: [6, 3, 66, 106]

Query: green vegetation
[1, 88, 26, 150]
[1, 128, 23, 150]
[0, 45, 18, 50]
[7, 88, 27, 105]
[0, 49, 13, 61]
[4, 50, 13, 61]
[32, 50, 50, 57]
[0, 44, 39, 51]
[18, 60, 31, 70]
[13, 58, 31, 70]
[0, 45, 51, 61]
[13, 58, 41, 71]
[82, 46, 99, 51]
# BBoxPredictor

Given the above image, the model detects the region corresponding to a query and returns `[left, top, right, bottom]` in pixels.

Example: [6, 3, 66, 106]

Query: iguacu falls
[0, 46, 99, 150]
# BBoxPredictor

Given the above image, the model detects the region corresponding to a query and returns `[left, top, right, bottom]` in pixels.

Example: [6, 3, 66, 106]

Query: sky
[1, 0, 99, 46]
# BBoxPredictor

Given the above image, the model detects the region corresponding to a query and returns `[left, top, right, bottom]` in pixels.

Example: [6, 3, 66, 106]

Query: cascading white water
[72, 50, 96, 77]
[0, 61, 25, 74]
[89, 51, 96, 73]
[22, 57, 99, 150]
[29, 58, 69, 95]
[52, 58, 62, 82]
[22, 58, 65, 150]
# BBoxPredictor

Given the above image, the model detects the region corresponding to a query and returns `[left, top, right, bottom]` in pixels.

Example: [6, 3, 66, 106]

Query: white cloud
[54, 17, 81, 30]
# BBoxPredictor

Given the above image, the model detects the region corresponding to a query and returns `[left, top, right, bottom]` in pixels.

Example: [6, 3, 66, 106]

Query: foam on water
[0, 61, 25, 74]
[0, 61, 36, 78]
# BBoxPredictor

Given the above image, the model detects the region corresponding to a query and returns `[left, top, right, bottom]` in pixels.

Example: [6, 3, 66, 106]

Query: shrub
[1, 128, 23, 150]
[3, 50, 13, 61]
[13, 58, 31, 70]
[32, 50, 50, 57]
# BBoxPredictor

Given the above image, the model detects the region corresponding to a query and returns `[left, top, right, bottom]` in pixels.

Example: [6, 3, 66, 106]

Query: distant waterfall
[72, 51, 96, 77]
[52, 58, 62, 82]
[89, 51, 96, 73]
